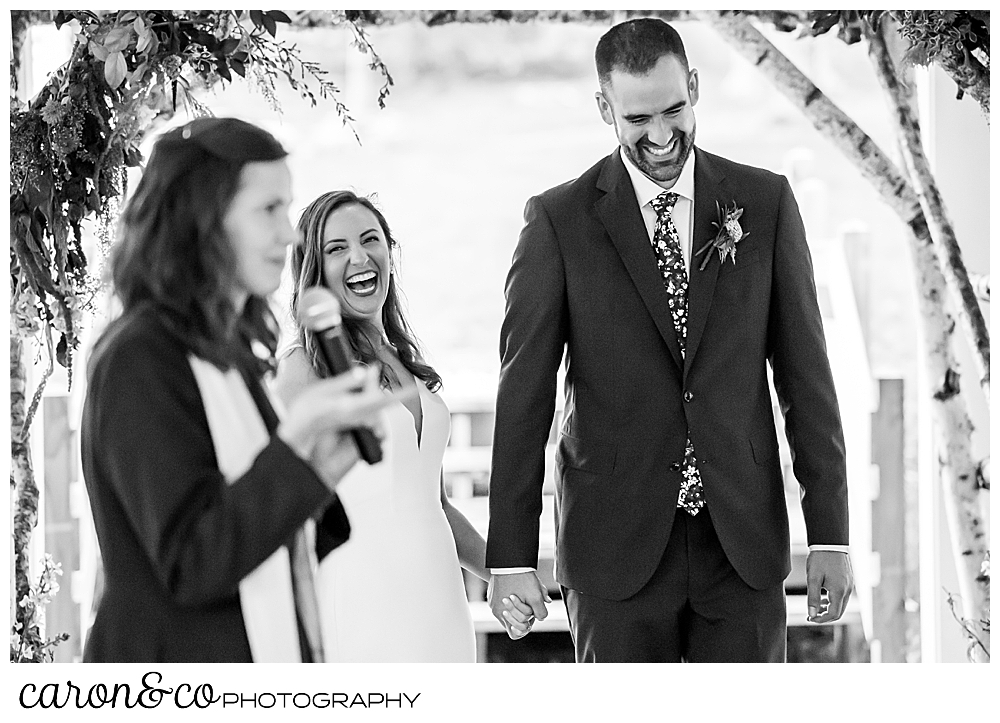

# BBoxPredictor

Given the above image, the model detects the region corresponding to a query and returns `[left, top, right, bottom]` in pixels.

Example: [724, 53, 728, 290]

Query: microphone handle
[316, 327, 383, 465]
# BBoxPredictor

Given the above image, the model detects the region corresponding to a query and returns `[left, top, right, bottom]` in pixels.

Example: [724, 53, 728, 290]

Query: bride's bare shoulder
[271, 346, 317, 405]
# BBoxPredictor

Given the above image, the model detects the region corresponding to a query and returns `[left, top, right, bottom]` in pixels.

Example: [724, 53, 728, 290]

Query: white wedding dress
[315, 382, 476, 662]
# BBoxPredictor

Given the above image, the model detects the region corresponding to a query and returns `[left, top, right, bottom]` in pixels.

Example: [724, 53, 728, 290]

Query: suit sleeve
[767, 177, 850, 546]
[86, 328, 348, 607]
[486, 196, 569, 568]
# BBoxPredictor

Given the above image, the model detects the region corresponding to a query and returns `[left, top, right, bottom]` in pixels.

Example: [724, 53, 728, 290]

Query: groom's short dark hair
[596, 18, 689, 92]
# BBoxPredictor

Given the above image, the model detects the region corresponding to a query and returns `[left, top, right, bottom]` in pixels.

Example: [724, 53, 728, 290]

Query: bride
[274, 191, 531, 661]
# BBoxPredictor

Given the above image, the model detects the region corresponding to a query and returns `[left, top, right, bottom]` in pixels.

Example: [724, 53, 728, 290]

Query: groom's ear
[595, 91, 614, 126]
[688, 68, 700, 107]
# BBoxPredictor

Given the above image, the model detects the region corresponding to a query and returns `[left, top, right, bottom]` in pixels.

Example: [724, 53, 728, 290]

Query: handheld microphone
[298, 286, 383, 465]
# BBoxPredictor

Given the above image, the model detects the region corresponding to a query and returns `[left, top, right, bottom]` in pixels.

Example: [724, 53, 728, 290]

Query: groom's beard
[624, 124, 696, 187]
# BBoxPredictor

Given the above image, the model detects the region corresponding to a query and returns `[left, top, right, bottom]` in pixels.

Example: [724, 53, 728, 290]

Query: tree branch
[867, 21, 990, 406]
[10, 336, 40, 643]
[697, 10, 989, 406]
[696, 10, 990, 643]
[292, 9, 694, 28]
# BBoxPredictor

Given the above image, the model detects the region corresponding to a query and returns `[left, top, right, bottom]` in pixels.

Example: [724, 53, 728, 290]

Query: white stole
[188, 356, 302, 662]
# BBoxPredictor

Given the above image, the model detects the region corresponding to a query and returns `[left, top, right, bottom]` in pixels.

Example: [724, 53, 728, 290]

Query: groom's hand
[806, 550, 854, 623]
[488, 572, 551, 640]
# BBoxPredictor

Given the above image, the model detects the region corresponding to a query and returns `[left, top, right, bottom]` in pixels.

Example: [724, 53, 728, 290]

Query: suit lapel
[684, 148, 727, 377]
[595, 152, 684, 372]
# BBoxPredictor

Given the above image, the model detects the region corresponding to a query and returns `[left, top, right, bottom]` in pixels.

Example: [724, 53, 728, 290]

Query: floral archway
[10, 9, 988, 662]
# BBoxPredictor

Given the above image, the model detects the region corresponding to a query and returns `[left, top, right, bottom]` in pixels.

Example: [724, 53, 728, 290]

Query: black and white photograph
[7, 7, 991, 718]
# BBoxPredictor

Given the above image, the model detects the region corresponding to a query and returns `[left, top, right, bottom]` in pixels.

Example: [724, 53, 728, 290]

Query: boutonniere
[695, 200, 748, 271]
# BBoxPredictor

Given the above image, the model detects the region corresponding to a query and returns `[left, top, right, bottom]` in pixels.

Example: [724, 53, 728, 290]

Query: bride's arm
[440, 472, 488, 581]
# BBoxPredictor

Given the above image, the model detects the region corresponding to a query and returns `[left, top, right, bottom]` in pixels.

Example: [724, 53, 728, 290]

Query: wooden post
[841, 227, 871, 355]
[870, 379, 907, 662]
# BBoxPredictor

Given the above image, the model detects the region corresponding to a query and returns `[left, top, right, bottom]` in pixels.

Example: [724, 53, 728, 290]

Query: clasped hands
[487, 571, 552, 640]
[486, 551, 854, 640]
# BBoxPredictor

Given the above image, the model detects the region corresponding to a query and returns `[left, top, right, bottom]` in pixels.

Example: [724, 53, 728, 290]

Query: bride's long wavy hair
[290, 191, 441, 392]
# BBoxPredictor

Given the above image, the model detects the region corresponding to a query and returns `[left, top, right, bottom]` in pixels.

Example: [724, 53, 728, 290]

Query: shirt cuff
[808, 545, 850, 553]
[490, 567, 536, 575]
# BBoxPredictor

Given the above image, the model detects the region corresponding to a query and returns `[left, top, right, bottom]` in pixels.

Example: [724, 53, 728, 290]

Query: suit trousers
[562, 507, 786, 662]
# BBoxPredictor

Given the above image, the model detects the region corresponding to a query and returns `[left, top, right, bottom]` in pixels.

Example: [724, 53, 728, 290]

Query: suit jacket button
[683, 391, 694, 402]
[670, 462, 682, 471]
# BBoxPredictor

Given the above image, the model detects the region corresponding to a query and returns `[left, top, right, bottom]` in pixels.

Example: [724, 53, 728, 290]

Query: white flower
[695, 200, 749, 271]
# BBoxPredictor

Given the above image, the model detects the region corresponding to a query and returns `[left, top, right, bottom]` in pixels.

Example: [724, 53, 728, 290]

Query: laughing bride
[274, 191, 534, 661]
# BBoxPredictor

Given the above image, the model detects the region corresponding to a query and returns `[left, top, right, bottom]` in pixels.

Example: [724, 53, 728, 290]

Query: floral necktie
[649, 191, 705, 515]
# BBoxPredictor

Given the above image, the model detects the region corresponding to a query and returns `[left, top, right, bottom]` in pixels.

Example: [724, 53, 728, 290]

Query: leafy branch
[344, 17, 395, 110]
[9, 554, 70, 663]
[241, 28, 360, 143]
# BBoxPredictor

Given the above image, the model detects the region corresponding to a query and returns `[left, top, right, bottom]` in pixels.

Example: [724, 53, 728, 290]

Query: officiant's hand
[488, 572, 551, 640]
[278, 365, 413, 490]
[305, 431, 360, 491]
[806, 550, 854, 623]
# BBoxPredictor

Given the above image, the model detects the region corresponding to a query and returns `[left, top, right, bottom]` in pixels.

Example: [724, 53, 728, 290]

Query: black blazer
[486, 147, 848, 600]
[81, 305, 350, 662]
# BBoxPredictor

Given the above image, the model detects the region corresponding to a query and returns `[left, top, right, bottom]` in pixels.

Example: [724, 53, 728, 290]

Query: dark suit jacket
[486, 147, 848, 600]
[81, 304, 350, 662]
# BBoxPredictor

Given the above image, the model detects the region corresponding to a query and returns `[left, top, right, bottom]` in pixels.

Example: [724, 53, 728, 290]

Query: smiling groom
[485, 18, 853, 662]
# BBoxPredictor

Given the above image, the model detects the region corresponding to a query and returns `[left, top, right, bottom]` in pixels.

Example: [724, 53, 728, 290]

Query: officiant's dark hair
[112, 117, 287, 375]
[596, 18, 689, 92]
[291, 190, 442, 392]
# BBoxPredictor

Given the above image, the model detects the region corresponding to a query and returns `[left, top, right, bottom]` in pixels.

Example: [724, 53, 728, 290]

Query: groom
[485, 18, 853, 662]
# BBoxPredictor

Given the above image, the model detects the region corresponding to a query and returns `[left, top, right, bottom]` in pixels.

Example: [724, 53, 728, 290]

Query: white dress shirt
[620, 147, 697, 269]
[491, 150, 845, 576]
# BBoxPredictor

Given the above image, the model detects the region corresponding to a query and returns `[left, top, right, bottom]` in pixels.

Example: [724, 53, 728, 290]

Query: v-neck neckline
[400, 379, 425, 450]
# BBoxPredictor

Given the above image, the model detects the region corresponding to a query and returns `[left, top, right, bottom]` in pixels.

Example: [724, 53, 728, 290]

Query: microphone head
[298, 286, 343, 331]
